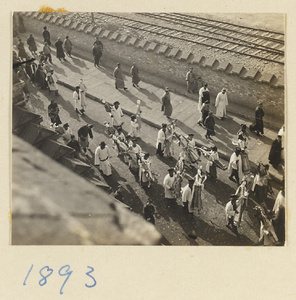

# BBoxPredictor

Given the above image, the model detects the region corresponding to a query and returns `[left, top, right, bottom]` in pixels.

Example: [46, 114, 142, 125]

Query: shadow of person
[137, 88, 160, 103]
[72, 57, 88, 69]
[61, 60, 83, 75]
[52, 64, 66, 76]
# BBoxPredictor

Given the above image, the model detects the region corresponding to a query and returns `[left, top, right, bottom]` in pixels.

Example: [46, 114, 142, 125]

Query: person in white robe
[110, 101, 124, 129]
[228, 148, 243, 185]
[128, 115, 140, 137]
[46, 70, 58, 95]
[163, 168, 176, 201]
[94, 141, 112, 176]
[156, 123, 167, 157]
[135, 99, 142, 130]
[181, 179, 194, 212]
[215, 88, 228, 119]
[73, 86, 82, 114]
[79, 79, 87, 113]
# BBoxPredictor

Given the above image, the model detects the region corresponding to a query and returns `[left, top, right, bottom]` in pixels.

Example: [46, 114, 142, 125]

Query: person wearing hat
[161, 87, 173, 118]
[46, 69, 58, 95]
[198, 100, 210, 126]
[199, 83, 210, 110]
[215, 88, 228, 119]
[27, 34, 38, 56]
[73, 86, 83, 114]
[225, 194, 239, 237]
[55, 37, 66, 62]
[228, 147, 243, 185]
[128, 138, 142, 173]
[128, 115, 140, 138]
[204, 111, 215, 140]
[43, 26, 51, 46]
[43, 42, 52, 64]
[110, 101, 124, 129]
[250, 102, 265, 136]
[185, 67, 196, 93]
[63, 36, 73, 58]
[156, 123, 167, 157]
[182, 179, 195, 213]
[130, 62, 140, 88]
[205, 146, 220, 180]
[143, 199, 156, 225]
[92, 41, 103, 68]
[113, 63, 128, 91]
[79, 79, 88, 114]
[95, 141, 112, 176]
[163, 168, 177, 204]
[78, 124, 94, 154]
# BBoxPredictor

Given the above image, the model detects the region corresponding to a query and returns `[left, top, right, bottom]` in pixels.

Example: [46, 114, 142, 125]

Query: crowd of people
[13, 19, 285, 245]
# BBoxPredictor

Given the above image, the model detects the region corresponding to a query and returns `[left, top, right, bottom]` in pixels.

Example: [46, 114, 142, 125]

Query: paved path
[14, 37, 284, 182]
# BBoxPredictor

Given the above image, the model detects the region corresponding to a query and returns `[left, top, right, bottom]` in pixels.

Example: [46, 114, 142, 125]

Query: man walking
[225, 194, 239, 237]
[43, 42, 52, 64]
[113, 63, 128, 91]
[43, 26, 51, 46]
[92, 43, 103, 68]
[78, 124, 93, 154]
[156, 123, 167, 157]
[73, 86, 83, 114]
[185, 67, 195, 93]
[251, 102, 265, 136]
[161, 87, 173, 118]
[163, 168, 177, 206]
[228, 147, 243, 185]
[79, 79, 87, 114]
[199, 83, 210, 107]
[215, 88, 228, 119]
[64, 36, 73, 58]
[94, 141, 112, 176]
[130, 62, 140, 88]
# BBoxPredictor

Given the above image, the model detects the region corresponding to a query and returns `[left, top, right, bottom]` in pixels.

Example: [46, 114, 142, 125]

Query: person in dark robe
[269, 135, 282, 168]
[143, 199, 156, 225]
[198, 100, 210, 126]
[17, 39, 28, 60]
[92, 44, 103, 67]
[64, 36, 73, 58]
[250, 102, 265, 136]
[55, 37, 66, 61]
[161, 87, 173, 118]
[43, 26, 51, 46]
[94, 37, 104, 49]
[78, 124, 94, 154]
[35, 64, 48, 89]
[48, 99, 62, 127]
[130, 62, 140, 88]
[204, 111, 215, 140]
[18, 14, 26, 33]
[67, 135, 81, 158]
[27, 34, 37, 56]
[25, 61, 37, 82]
[113, 63, 127, 90]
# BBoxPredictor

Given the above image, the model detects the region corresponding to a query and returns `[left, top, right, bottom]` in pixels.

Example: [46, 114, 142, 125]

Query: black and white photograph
[12, 11, 285, 246]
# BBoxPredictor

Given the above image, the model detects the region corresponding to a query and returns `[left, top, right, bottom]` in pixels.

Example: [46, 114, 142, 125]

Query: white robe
[182, 184, 193, 206]
[111, 106, 124, 126]
[206, 151, 219, 173]
[73, 91, 81, 110]
[215, 91, 228, 118]
[228, 152, 243, 184]
[128, 120, 139, 137]
[225, 201, 235, 224]
[156, 129, 166, 150]
[163, 174, 176, 199]
[94, 146, 112, 176]
[79, 82, 87, 109]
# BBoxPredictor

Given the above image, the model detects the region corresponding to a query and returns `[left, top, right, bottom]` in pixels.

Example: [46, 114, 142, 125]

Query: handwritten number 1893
[23, 264, 96, 295]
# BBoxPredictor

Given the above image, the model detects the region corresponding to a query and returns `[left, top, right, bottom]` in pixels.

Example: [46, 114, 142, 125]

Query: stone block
[204, 57, 219, 68]
[101, 30, 111, 38]
[231, 64, 246, 76]
[137, 39, 148, 49]
[274, 77, 284, 89]
[45, 14, 54, 22]
[166, 47, 180, 58]
[110, 32, 120, 41]
[32, 12, 40, 18]
[191, 54, 204, 65]
[157, 45, 169, 55]
[85, 25, 95, 34]
[216, 61, 232, 72]
[258, 73, 276, 84]
[70, 21, 80, 30]
[51, 16, 60, 24]
[118, 35, 129, 43]
[127, 37, 138, 46]
[178, 51, 192, 61]
[38, 13, 47, 20]
[56, 17, 65, 26]
[63, 20, 72, 28]
[25, 12, 34, 17]
[146, 42, 158, 52]
[242, 68, 260, 80]
[93, 27, 102, 37]
[78, 23, 88, 32]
